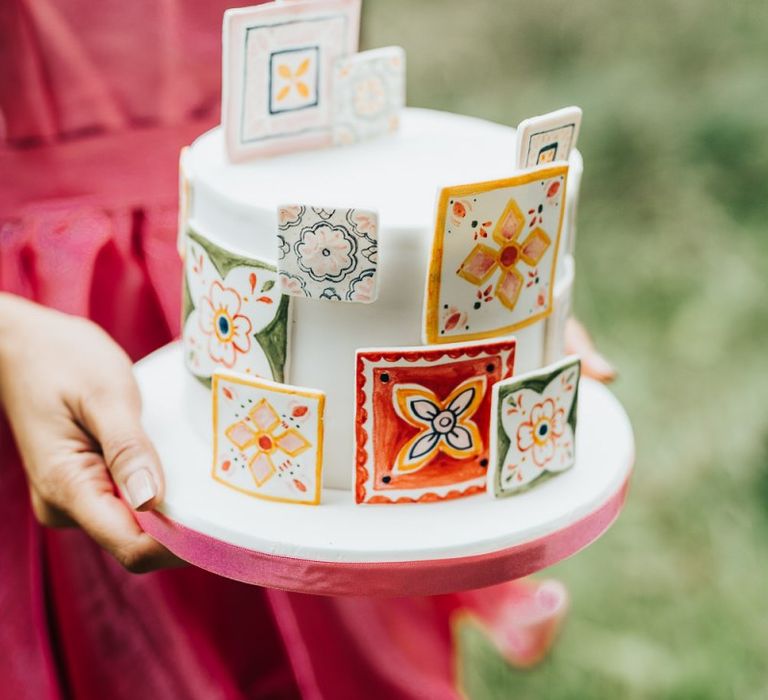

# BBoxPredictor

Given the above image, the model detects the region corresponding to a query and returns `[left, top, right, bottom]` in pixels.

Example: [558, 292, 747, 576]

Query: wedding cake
[178, 0, 583, 506]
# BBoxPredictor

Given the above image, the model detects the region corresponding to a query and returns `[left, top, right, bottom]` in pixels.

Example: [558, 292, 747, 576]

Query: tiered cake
[178, 0, 584, 506]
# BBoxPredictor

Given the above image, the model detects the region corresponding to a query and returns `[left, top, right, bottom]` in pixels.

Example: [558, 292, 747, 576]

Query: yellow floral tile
[222, 0, 361, 160]
[212, 371, 325, 505]
[423, 166, 568, 344]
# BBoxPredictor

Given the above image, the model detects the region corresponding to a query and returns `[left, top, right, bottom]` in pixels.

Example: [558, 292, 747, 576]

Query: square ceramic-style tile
[515, 106, 582, 170]
[212, 371, 325, 505]
[332, 46, 406, 146]
[277, 205, 379, 302]
[355, 339, 516, 504]
[222, 0, 361, 161]
[423, 165, 568, 344]
[183, 229, 291, 384]
[488, 356, 580, 497]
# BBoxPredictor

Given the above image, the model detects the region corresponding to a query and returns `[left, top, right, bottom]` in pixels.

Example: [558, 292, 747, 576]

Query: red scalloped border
[354, 341, 516, 504]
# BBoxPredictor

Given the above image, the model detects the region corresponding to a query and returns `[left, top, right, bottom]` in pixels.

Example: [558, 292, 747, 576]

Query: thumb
[79, 381, 165, 511]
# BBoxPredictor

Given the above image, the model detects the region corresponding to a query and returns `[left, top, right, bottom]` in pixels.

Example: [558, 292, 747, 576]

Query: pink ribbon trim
[135, 473, 631, 597]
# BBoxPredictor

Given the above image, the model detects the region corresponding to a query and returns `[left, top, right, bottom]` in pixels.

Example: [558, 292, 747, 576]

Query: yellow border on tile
[425, 165, 569, 344]
[211, 370, 325, 506]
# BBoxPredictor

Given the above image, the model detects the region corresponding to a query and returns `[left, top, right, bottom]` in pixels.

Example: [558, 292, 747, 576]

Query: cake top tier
[191, 108, 520, 233]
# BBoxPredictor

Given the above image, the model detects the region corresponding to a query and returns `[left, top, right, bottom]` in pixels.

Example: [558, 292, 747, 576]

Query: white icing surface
[138, 343, 634, 562]
[561, 150, 582, 279]
[186, 108, 582, 489]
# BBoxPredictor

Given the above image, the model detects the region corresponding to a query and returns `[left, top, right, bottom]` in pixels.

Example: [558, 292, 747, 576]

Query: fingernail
[590, 352, 617, 380]
[124, 469, 157, 510]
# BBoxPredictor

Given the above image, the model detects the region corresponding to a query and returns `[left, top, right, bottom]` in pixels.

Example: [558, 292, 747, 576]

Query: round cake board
[135, 343, 634, 597]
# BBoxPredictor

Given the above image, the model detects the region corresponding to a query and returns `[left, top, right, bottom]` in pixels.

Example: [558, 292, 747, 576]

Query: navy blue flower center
[218, 315, 230, 336]
[538, 422, 549, 437]
[433, 410, 456, 434]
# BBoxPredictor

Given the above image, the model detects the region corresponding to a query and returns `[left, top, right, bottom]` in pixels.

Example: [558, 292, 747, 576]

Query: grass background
[363, 1, 768, 698]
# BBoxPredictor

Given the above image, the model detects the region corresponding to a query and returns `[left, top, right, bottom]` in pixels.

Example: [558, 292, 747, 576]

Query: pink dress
[0, 3, 564, 697]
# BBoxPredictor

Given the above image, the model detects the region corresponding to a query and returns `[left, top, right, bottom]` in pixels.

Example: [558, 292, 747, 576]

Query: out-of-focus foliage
[364, 1, 768, 697]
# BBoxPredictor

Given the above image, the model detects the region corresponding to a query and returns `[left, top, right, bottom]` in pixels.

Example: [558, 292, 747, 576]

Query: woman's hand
[0, 294, 180, 572]
[565, 318, 617, 383]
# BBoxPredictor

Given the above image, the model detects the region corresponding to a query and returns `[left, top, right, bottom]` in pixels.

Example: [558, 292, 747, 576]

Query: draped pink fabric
[1, 3, 562, 698]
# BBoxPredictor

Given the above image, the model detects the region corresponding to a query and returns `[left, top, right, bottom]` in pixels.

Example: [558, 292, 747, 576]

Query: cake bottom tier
[135, 342, 634, 593]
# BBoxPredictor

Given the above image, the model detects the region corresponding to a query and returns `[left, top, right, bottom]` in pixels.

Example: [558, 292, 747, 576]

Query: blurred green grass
[363, 1, 768, 698]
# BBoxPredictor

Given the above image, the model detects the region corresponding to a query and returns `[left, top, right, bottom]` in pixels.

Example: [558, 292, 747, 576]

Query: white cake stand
[134, 342, 634, 596]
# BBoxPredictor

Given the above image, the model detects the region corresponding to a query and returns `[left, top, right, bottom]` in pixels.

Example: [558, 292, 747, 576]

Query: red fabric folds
[0, 197, 301, 699]
[1, 4, 306, 697]
[0, 3, 565, 697]
[0, 0, 246, 145]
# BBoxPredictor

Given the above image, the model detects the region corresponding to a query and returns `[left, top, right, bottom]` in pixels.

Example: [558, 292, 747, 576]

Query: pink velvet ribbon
[135, 477, 630, 597]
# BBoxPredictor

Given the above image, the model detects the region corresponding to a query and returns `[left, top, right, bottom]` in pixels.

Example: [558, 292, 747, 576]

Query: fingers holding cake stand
[134, 342, 634, 597]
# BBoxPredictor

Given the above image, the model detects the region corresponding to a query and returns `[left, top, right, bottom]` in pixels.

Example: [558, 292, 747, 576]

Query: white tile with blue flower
[183, 230, 292, 384]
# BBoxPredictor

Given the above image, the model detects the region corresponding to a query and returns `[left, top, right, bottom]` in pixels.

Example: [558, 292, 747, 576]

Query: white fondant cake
[181, 108, 581, 491]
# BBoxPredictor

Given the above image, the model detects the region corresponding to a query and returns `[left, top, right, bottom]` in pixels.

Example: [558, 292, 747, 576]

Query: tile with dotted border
[354, 339, 516, 504]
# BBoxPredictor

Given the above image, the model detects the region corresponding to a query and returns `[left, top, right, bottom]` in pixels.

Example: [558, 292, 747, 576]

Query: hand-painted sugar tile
[222, 0, 361, 161]
[277, 205, 379, 303]
[355, 339, 516, 504]
[488, 356, 580, 497]
[332, 46, 406, 146]
[212, 371, 325, 505]
[183, 229, 291, 384]
[423, 165, 568, 345]
[515, 106, 582, 170]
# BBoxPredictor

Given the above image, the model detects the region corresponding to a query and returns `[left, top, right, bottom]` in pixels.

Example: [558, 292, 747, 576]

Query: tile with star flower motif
[332, 46, 406, 146]
[183, 229, 292, 385]
[488, 356, 580, 498]
[354, 339, 516, 504]
[423, 165, 568, 345]
[277, 205, 379, 303]
[515, 106, 582, 170]
[222, 0, 361, 161]
[212, 371, 325, 505]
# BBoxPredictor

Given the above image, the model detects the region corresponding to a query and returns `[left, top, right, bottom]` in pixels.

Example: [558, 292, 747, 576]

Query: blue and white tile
[277, 205, 379, 303]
